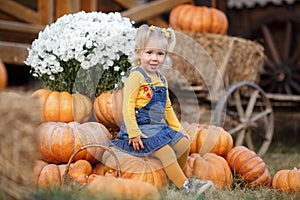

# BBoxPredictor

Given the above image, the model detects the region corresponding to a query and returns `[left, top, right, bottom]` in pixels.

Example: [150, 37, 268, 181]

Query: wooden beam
[0, 41, 29, 65]
[114, 0, 140, 8]
[121, 0, 193, 23]
[0, 0, 42, 24]
[115, 0, 168, 27]
[38, 0, 54, 25]
[80, 0, 97, 12]
[0, 20, 44, 34]
[55, 0, 80, 20]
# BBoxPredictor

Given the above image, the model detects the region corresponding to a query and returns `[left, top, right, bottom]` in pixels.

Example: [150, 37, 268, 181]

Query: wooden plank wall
[0, 0, 98, 64]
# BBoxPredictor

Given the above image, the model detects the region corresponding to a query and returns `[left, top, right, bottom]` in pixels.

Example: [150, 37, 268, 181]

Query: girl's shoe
[180, 177, 215, 196]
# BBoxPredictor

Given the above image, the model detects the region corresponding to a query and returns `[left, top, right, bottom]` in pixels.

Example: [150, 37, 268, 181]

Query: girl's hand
[128, 134, 148, 151]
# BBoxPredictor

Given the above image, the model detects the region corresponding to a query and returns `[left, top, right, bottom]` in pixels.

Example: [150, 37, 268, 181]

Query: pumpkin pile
[32, 89, 113, 187]
[30, 89, 299, 195]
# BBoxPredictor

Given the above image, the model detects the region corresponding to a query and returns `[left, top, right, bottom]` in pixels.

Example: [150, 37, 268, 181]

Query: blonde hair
[133, 24, 176, 68]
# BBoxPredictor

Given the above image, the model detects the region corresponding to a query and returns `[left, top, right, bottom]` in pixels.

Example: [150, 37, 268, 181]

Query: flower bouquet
[25, 11, 136, 98]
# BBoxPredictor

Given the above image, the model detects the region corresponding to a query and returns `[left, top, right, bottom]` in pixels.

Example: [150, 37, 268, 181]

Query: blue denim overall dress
[110, 67, 184, 156]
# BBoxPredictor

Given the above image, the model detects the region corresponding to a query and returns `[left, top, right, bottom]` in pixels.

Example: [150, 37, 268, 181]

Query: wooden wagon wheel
[247, 11, 300, 95]
[213, 81, 274, 157]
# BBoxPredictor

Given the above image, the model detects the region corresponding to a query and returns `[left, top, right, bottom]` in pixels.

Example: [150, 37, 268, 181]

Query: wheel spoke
[284, 83, 293, 94]
[290, 79, 300, 93]
[283, 21, 292, 61]
[234, 90, 245, 118]
[268, 82, 277, 93]
[290, 42, 300, 65]
[229, 124, 245, 135]
[235, 129, 245, 146]
[245, 90, 259, 119]
[250, 108, 272, 122]
[265, 57, 276, 68]
[245, 129, 255, 151]
[261, 25, 282, 66]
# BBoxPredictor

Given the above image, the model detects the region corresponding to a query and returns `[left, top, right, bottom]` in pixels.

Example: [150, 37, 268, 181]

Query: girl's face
[136, 37, 167, 76]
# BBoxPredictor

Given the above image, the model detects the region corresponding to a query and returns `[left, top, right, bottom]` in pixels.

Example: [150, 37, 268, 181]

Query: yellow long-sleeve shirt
[122, 70, 181, 138]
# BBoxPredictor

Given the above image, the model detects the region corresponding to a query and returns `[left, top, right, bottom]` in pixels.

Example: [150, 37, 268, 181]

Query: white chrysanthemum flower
[114, 66, 120, 71]
[25, 11, 136, 96]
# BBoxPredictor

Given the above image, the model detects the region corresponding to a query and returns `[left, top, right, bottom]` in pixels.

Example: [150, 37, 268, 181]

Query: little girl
[109, 24, 213, 195]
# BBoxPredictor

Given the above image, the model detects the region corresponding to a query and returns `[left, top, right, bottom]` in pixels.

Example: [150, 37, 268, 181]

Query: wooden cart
[166, 31, 275, 157]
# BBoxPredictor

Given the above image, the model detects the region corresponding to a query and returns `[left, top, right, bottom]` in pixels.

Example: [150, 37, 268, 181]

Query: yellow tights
[152, 137, 190, 188]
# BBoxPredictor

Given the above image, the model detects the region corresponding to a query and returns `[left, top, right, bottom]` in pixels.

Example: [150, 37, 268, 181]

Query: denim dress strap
[134, 67, 152, 83]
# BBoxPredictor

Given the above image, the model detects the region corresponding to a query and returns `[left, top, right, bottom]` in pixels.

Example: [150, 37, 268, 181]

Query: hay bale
[0, 90, 40, 200]
[166, 32, 264, 90]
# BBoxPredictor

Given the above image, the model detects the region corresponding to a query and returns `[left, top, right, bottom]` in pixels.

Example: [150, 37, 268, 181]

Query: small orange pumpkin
[169, 4, 228, 34]
[93, 89, 123, 130]
[37, 121, 111, 164]
[32, 89, 92, 123]
[272, 168, 300, 193]
[183, 122, 233, 157]
[87, 176, 160, 200]
[184, 153, 233, 189]
[0, 58, 7, 90]
[102, 147, 169, 191]
[226, 146, 272, 187]
[68, 159, 92, 179]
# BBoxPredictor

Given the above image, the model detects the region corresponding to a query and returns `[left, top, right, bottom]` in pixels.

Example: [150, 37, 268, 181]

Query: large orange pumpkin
[183, 122, 233, 157]
[33, 159, 92, 187]
[184, 153, 233, 189]
[0, 58, 7, 90]
[226, 146, 271, 187]
[169, 4, 228, 34]
[93, 89, 123, 130]
[32, 89, 92, 123]
[37, 121, 111, 164]
[87, 176, 160, 200]
[102, 147, 169, 191]
[272, 168, 300, 193]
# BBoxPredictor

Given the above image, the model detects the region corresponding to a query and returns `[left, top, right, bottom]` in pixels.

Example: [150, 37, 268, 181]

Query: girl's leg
[152, 144, 187, 188]
[172, 137, 190, 170]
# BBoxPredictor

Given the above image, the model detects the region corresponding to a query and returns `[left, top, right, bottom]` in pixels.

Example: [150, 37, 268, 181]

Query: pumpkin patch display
[37, 121, 111, 164]
[86, 176, 160, 200]
[226, 146, 272, 187]
[32, 89, 92, 123]
[0, 59, 7, 90]
[272, 168, 300, 193]
[183, 122, 233, 157]
[169, 4, 228, 34]
[93, 89, 123, 130]
[184, 153, 233, 189]
[102, 147, 169, 191]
